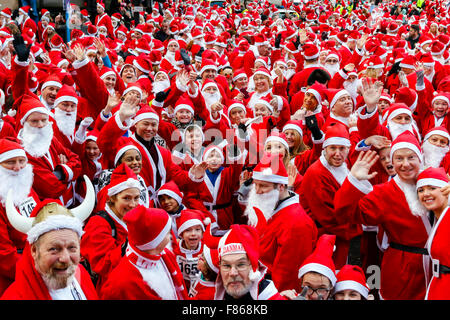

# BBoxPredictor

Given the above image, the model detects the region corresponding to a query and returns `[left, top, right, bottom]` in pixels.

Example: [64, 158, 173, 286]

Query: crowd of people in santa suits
[0, 0, 449, 301]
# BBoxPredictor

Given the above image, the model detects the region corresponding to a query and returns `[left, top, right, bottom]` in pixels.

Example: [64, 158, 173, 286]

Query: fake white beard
[422, 139, 449, 168]
[388, 121, 414, 140]
[140, 260, 177, 300]
[324, 63, 340, 77]
[244, 184, 280, 226]
[286, 69, 296, 80]
[395, 176, 428, 217]
[21, 122, 54, 158]
[164, 51, 176, 65]
[16, 15, 24, 25]
[0, 164, 34, 207]
[271, 69, 287, 80]
[202, 91, 221, 110]
[343, 79, 361, 100]
[152, 80, 171, 94]
[54, 108, 76, 137]
[424, 70, 435, 83]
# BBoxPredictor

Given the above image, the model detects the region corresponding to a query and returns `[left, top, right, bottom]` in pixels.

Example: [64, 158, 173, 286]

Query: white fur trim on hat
[203, 146, 224, 162]
[123, 86, 143, 98]
[132, 112, 159, 125]
[174, 104, 194, 115]
[27, 215, 84, 244]
[232, 73, 247, 82]
[114, 145, 141, 166]
[334, 280, 369, 299]
[177, 218, 205, 237]
[100, 70, 117, 80]
[298, 262, 337, 286]
[432, 94, 450, 107]
[41, 81, 62, 91]
[323, 137, 351, 148]
[265, 135, 289, 151]
[20, 107, 51, 125]
[306, 88, 322, 105]
[0, 149, 26, 163]
[107, 178, 142, 196]
[387, 108, 412, 123]
[283, 123, 303, 137]
[254, 99, 273, 113]
[54, 95, 78, 107]
[157, 189, 183, 205]
[416, 178, 449, 190]
[390, 141, 423, 162]
[330, 89, 351, 108]
[424, 129, 450, 142]
[252, 169, 289, 185]
[200, 64, 217, 75]
[136, 217, 172, 251]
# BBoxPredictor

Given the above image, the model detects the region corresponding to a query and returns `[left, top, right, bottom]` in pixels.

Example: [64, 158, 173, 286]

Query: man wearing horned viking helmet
[1, 176, 98, 300]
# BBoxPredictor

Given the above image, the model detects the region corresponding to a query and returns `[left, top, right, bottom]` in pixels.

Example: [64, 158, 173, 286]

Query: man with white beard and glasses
[15, 94, 82, 207]
[242, 152, 317, 292]
[0, 138, 40, 296]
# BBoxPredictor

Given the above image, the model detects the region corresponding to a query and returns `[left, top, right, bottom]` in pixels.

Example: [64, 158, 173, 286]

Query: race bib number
[18, 197, 37, 217]
[177, 256, 199, 281]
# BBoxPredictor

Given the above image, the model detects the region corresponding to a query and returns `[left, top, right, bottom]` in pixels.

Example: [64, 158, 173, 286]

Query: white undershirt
[49, 278, 87, 300]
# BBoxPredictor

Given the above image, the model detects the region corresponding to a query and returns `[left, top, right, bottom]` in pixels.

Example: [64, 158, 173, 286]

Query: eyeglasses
[301, 286, 331, 297]
[219, 262, 251, 272]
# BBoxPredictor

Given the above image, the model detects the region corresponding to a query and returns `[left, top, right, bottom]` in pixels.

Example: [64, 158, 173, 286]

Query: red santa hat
[176, 209, 210, 237]
[226, 100, 247, 118]
[123, 82, 143, 99]
[326, 88, 351, 110]
[86, 129, 99, 142]
[379, 92, 393, 104]
[264, 131, 289, 151]
[107, 163, 141, 197]
[133, 56, 151, 74]
[255, 56, 269, 69]
[157, 181, 184, 206]
[423, 126, 450, 143]
[390, 130, 423, 162]
[323, 122, 351, 148]
[252, 66, 272, 84]
[18, 94, 51, 125]
[203, 244, 219, 274]
[124, 205, 172, 251]
[399, 55, 417, 70]
[1, 8, 12, 19]
[365, 55, 384, 69]
[99, 67, 117, 80]
[97, 1, 106, 10]
[19, 6, 31, 15]
[218, 224, 261, 280]
[430, 41, 446, 56]
[0, 138, 27, 163]
[200, 58, 217, 75]
[394, 87, 418, 112]
[202, 144, 225, 163]
[282, 120, 303, 137]
[416, 167, 449, 191]
[384, 103, 412, 124]
[306, 82, 327, 105]
[132, 106, 159, 125]
[114, 138, 141, 167]
[232, 69, 247, 82]
[298, 234, 337, 286]
[41, 74, 62, 91]
[334, 265, 370, 299]
[54, 84, 78, 107]
[431, 91, 450, 107]
[173, 97, 195, 115]
[302, 43, 320, 60]
[50, 33, 63, 49]
[252, 152, 288, 185]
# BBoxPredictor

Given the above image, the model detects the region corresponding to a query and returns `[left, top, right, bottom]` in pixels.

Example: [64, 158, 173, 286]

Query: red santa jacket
[80, 205, 128, 294]
[0, 189, 40, 296]
[425, 206, 450, 300]
[188, 276, 216, 300]
[100, 246, 189, 300]
[334, 175, 432, 300]
[258, 194, 318, 292]
[172, 240, 203, 291]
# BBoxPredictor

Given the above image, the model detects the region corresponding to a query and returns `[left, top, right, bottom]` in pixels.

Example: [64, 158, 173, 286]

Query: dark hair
[410, 24, 420, 33]
[307, 69, 331, 86]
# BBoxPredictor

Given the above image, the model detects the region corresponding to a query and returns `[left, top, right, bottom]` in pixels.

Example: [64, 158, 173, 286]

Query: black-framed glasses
[301, 285, 331, 297]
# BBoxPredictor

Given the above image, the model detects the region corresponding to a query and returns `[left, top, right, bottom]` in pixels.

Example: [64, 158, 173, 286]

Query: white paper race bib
[18, 197, 37, 217]
[176, 255, 199, 281]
